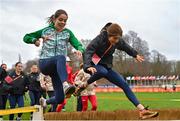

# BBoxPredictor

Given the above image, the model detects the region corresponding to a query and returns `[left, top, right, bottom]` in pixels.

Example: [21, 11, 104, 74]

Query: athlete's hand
[35, 37, 49, 47]
[34, 39, 41, 47]
[87, 67, 97, 74]
[135, 55, 144, 62]
[75, 50, 82, 58]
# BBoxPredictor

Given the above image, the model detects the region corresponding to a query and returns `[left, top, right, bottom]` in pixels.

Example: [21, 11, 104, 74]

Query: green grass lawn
[2, 92, 180, 120]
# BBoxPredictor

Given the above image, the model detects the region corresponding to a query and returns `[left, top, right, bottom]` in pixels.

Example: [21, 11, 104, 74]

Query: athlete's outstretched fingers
[135, 55, 144, 62]
[87, 67, 97, 74]
[75, 50, 82, 58]
[34, 40, 41, 47]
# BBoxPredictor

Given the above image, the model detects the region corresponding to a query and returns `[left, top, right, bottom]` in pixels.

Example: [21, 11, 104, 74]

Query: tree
[113, 30, 151, 76]
[174, 61, 180, 75]
[150, 50, 171, 75]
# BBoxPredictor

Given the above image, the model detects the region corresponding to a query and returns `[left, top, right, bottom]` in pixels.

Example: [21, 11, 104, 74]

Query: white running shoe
[39, 97, 47, 108]
[63, 81, 76, 98]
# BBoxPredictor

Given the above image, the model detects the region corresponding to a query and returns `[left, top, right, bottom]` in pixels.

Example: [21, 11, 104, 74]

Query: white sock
[137, 104, 145, 111]
[43, 98, 47, 107]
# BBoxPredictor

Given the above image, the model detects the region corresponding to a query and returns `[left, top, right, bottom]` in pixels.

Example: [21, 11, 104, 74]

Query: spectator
[0, 64, 8, 121]
[5, 62, 29, 121]
[74, 64, 97, 111]
[72, 65, 82, 111]
[27, 64, 41, 119]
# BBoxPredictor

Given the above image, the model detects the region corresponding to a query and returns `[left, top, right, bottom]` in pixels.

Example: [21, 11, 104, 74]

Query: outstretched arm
[116, 38, 144, 62]
[23, 29, 44, 47]
[68, 29, 85, 58]
[116, 38, 138, 57]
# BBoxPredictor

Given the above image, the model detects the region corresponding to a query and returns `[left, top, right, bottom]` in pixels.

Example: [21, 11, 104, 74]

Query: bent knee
[56, 96, 65, 104]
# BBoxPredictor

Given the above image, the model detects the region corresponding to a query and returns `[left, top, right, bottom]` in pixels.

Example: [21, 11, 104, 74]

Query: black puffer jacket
[83, 31, 138, 72]
[28, 72, 41, 92]
[0, 67, 8, 95]
[7, 71, 29, 95]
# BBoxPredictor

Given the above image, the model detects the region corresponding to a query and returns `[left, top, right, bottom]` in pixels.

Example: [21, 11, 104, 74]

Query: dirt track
[44, 109, 180, 120]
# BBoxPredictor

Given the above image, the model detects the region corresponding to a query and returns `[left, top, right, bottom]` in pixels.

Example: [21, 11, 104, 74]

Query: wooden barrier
[44, 109, 180, 120]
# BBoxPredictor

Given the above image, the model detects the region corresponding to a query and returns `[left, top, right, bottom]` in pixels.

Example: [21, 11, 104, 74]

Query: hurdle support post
[32, 105, 44, 121]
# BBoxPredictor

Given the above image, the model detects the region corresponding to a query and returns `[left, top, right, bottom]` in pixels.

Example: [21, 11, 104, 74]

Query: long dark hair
[47, 9, 68, 24]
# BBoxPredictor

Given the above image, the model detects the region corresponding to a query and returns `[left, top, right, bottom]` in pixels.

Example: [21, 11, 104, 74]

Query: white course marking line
[170, 99, 180, 101]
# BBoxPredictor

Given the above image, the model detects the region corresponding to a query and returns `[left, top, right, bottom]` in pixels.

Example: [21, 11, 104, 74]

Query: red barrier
[95, 87, 180, 92]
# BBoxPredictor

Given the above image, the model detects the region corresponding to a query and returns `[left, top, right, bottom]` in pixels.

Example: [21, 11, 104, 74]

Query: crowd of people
[0, 59, 97, 120]
[0, 9, 160, 120]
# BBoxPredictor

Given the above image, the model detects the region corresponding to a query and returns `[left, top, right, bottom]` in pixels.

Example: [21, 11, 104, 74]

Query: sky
[0, 0, 180, 68]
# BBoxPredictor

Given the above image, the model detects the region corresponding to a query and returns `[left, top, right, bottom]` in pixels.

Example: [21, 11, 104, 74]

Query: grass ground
[2, 92, 180, 120]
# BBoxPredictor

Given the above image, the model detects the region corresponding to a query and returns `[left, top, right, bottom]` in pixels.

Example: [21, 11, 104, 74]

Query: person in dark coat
[0, 63, 8, 120]
[28, 64, 41, 119]
[6, 62, 29, 121]
[75, 23, 158, 120]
